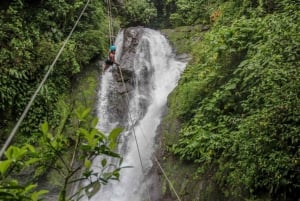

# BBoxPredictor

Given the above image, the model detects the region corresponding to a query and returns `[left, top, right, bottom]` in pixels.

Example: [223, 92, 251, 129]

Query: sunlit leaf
[84, 159, 91, 169]
[91, 118, 98, 128]
[24, 184, 37, 193]
[0, 160, 12, 175]
[31, 190, 49, 201]
[108, 128, 122, 149]
[41, 122, 48, 134]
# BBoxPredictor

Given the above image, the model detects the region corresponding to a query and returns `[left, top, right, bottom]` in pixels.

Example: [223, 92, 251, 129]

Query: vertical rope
[107, 0, 114, 45]
[106, 1, 151, 200]
[109, 0, 114, 44]
[106, 0, 111, 45]
[117, 66, 152, 201]
[116, 65, 182, 201]
[105, 2, 181, 199]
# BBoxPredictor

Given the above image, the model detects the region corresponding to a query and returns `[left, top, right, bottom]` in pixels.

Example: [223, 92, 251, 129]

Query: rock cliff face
[105, 27, 145, 127]
[113, 27, 145, 92]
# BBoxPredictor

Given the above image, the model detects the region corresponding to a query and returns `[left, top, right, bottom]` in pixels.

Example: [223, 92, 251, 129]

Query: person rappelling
[103, 45, 120, 71]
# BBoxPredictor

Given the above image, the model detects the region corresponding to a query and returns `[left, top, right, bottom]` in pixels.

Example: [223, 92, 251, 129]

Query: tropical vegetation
[163, 0, 300, 200]
[0, 0, 299, 200]
[0, 0, 118, 200]
[0, 0, 108, 139]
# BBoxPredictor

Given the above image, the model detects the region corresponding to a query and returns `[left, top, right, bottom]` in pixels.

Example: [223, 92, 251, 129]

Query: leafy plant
[168, 1, 300, 200]
[0, 108, 124, 201]
[0, 0, 109, 139]
[121, 0, 157, 26]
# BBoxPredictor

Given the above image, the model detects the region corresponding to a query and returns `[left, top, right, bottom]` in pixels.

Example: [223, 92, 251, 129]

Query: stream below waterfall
[85, 27, 188, 201]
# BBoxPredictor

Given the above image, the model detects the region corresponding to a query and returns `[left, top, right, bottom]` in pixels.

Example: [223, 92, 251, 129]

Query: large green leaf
[108, 128, 123, 149]
[0, 160, 12, 175]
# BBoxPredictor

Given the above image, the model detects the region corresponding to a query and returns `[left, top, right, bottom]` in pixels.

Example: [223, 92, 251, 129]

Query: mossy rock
[161, 25, 209, 54]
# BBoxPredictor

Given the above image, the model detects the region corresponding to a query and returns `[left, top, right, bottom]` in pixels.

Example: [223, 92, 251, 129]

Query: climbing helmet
[110, 45, 116, 51]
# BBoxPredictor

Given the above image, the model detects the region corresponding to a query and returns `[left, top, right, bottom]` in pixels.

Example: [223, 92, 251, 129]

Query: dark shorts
[105, 59, 113, 65]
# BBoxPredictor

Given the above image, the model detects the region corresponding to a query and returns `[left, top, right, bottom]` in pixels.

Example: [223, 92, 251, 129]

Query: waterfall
[87, 28, 187, 201]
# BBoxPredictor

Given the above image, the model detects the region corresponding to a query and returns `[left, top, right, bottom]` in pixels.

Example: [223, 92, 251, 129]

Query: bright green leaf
[84, 159, 91, 169]
[41, 122, 48, 134]
[0, 160, 12, 175]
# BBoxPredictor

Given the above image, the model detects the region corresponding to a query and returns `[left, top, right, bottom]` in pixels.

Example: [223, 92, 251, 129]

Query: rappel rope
[0, 0, 183, 199]
[0, 0, 91, 159]
[105, 1, 152, 200]
[154, 158, 182, 201]
[105, 1, 182, 199]
[107, 0, 114, 45]
[116, 66, 152, 201]
[137, 120, 183, 201]
[117, 66, 182, 201]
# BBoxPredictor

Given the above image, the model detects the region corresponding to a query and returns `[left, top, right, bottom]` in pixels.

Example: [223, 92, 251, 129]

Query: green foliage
[121, 0, 157, 26]
[0, 144, 48, 201]
[0, 108, 123, 201]
[168, 1, 300, 200]
[169, 0, 213, 26]
[74, 30, 106, 65]
[0, 0, 109, 139]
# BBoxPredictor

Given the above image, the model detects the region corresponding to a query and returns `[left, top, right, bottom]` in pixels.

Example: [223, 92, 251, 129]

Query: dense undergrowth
[166, 0, 300, 200]
[1, 0, 300, 200]
[0, 1, 118, 199]
[0, 0, 108, 142]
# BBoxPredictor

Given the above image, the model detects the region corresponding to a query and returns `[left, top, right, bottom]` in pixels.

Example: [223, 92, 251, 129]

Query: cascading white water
[89, 28, 187, 201]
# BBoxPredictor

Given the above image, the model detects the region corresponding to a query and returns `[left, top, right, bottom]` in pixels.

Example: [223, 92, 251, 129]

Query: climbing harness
[0, 0, 91, 159]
